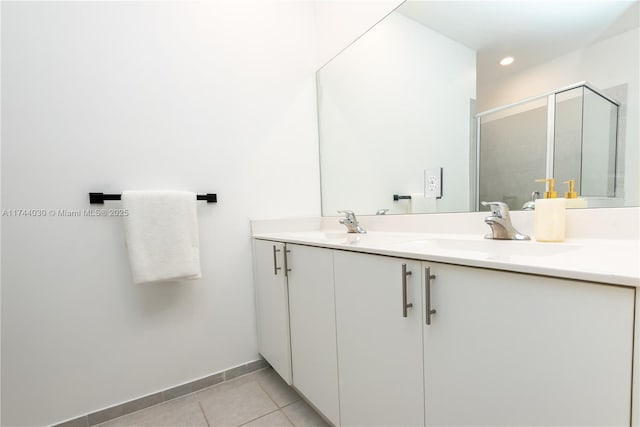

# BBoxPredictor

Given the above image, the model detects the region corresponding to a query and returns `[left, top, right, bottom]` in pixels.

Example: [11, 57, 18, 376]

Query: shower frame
[472, 81, 620, 210]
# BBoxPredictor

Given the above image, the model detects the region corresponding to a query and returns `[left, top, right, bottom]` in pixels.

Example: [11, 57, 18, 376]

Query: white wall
[0, 1, 3, 423]
[313, 0, 402, 67]
[318, 12, 476, 215]
[477, 28, 639, 206]
[1, 2, 323, 425]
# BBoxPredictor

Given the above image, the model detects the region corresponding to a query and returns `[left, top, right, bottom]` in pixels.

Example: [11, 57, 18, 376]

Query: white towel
[122, 191, 201, 284]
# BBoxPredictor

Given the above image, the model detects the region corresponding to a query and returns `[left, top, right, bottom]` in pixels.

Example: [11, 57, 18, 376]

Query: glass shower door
[476, 83, 620, 211]
[477, 97, 548, 211]
[581, 87, 618, 197]
[554, 86, 618, 198]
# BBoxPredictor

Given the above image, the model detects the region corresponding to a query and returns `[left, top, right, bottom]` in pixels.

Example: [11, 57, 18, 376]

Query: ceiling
[398, 0, 639, 86]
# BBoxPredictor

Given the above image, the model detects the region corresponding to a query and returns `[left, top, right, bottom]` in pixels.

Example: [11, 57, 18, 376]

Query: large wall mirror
[317, 0, 639, 215]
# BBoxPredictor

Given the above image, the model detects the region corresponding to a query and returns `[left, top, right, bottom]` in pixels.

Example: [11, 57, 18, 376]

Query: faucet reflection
[521, 191, 540, 211]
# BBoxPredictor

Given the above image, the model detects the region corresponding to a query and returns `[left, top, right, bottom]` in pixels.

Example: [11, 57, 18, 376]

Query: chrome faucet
[521, 191, 540, 211]
[338, 210, 367, 234]
[481, 201, 530, 240]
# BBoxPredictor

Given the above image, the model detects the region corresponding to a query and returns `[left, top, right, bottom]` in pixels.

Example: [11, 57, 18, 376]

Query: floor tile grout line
[284, 394, 302, 408]
[197, 401, 211, 427]
[280, 400, 332, 427]
[252, 376, 297, 426]
[197, 371, 277, 427]
[280, 406, 297, 427]
[255, 372, 302, 410]
[280, 399, 307, 427]
[254, 376, 282, 409]
[281, 400, 297, 410]
[237, 407, 283, 427]
[96, 372, 308, 427]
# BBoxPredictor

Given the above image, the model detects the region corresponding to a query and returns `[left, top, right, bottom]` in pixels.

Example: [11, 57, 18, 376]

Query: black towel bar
[89, 192, 217, 204]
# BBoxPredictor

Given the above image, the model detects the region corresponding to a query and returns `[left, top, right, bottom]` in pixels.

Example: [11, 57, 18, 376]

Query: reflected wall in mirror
[317, 0, 639, 215]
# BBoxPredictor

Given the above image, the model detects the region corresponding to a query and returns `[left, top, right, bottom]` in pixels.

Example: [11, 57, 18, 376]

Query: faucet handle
[337, 210, 356, 221]
[481, 201, 510, 218]
[337, 210, 366, 233]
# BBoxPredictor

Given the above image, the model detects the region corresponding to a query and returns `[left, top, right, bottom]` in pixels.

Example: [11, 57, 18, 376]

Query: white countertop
[252, 230, 640, 287]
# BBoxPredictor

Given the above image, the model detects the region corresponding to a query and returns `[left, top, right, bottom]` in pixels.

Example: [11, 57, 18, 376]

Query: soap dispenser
[534, 178, 566, 242]
[563, 179, 585, 209]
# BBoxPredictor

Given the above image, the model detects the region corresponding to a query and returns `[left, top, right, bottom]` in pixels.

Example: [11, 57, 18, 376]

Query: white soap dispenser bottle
[534, 178, 566, 242]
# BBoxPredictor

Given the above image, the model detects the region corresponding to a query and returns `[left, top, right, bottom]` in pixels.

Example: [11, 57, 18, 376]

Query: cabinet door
[288, 244, 340, 426]
[334, 251, 424, 427]
[253, 239, 292, 384]
[423, 262, 635, 426]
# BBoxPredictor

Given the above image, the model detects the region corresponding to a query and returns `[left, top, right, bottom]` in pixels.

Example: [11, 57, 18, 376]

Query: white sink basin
[284, 231, 357, 241]
[266, 231, 581, 259]
[395, 237, 579, 257]
[279, 231, 419, 246]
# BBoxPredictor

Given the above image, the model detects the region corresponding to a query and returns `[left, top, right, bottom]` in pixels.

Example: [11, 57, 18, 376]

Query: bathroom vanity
[251, 210, 639, 427]
[264, 0, 640, 423]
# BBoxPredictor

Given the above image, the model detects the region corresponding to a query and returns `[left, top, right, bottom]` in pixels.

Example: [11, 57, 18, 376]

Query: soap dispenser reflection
[564, 179, 585, 209]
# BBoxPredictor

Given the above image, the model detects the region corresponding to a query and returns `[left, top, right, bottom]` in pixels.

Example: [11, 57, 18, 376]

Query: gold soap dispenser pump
[534, 178, 566, 242]
[563, 179, 585, 209]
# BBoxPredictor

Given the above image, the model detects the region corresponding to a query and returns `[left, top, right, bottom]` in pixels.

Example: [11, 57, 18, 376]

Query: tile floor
[96, 368, 330, 427]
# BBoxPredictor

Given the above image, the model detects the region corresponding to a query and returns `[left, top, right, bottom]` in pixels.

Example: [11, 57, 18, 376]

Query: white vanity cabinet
[333, 251, 425, 427]
[287, 244, 340, 426]
[253, 239, 292, 384]
[253, 240, 340, 426]
[423, 262, 635, 426]
[253, 236, 637, 427]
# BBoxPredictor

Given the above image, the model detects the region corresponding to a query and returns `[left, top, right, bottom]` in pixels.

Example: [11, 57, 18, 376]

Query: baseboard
[52, 358, 268, 427]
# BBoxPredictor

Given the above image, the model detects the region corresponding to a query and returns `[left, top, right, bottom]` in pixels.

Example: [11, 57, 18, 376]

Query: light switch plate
[424, 167, 443, 198]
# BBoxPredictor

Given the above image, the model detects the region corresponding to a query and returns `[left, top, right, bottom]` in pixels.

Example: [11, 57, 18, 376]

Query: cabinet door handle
[425, 266, 437, 325]
[284, 247, 292, 277]
[272, 245, 282, 275]
[402, 263, 413, 317]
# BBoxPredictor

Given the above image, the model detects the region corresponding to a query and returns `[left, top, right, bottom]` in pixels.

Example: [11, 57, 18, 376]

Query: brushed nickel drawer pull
[284, 248, 291, 277]
[425, 266, 437, 325]
[272, 245, 281, 275]
[402, 263, 413, 317]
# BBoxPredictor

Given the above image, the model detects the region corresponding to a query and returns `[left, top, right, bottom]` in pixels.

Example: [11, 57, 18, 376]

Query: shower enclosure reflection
[477, 83, 620, 211]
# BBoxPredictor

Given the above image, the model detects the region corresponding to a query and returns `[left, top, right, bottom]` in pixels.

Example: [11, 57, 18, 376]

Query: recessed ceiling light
[500, 56, 514, 66]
